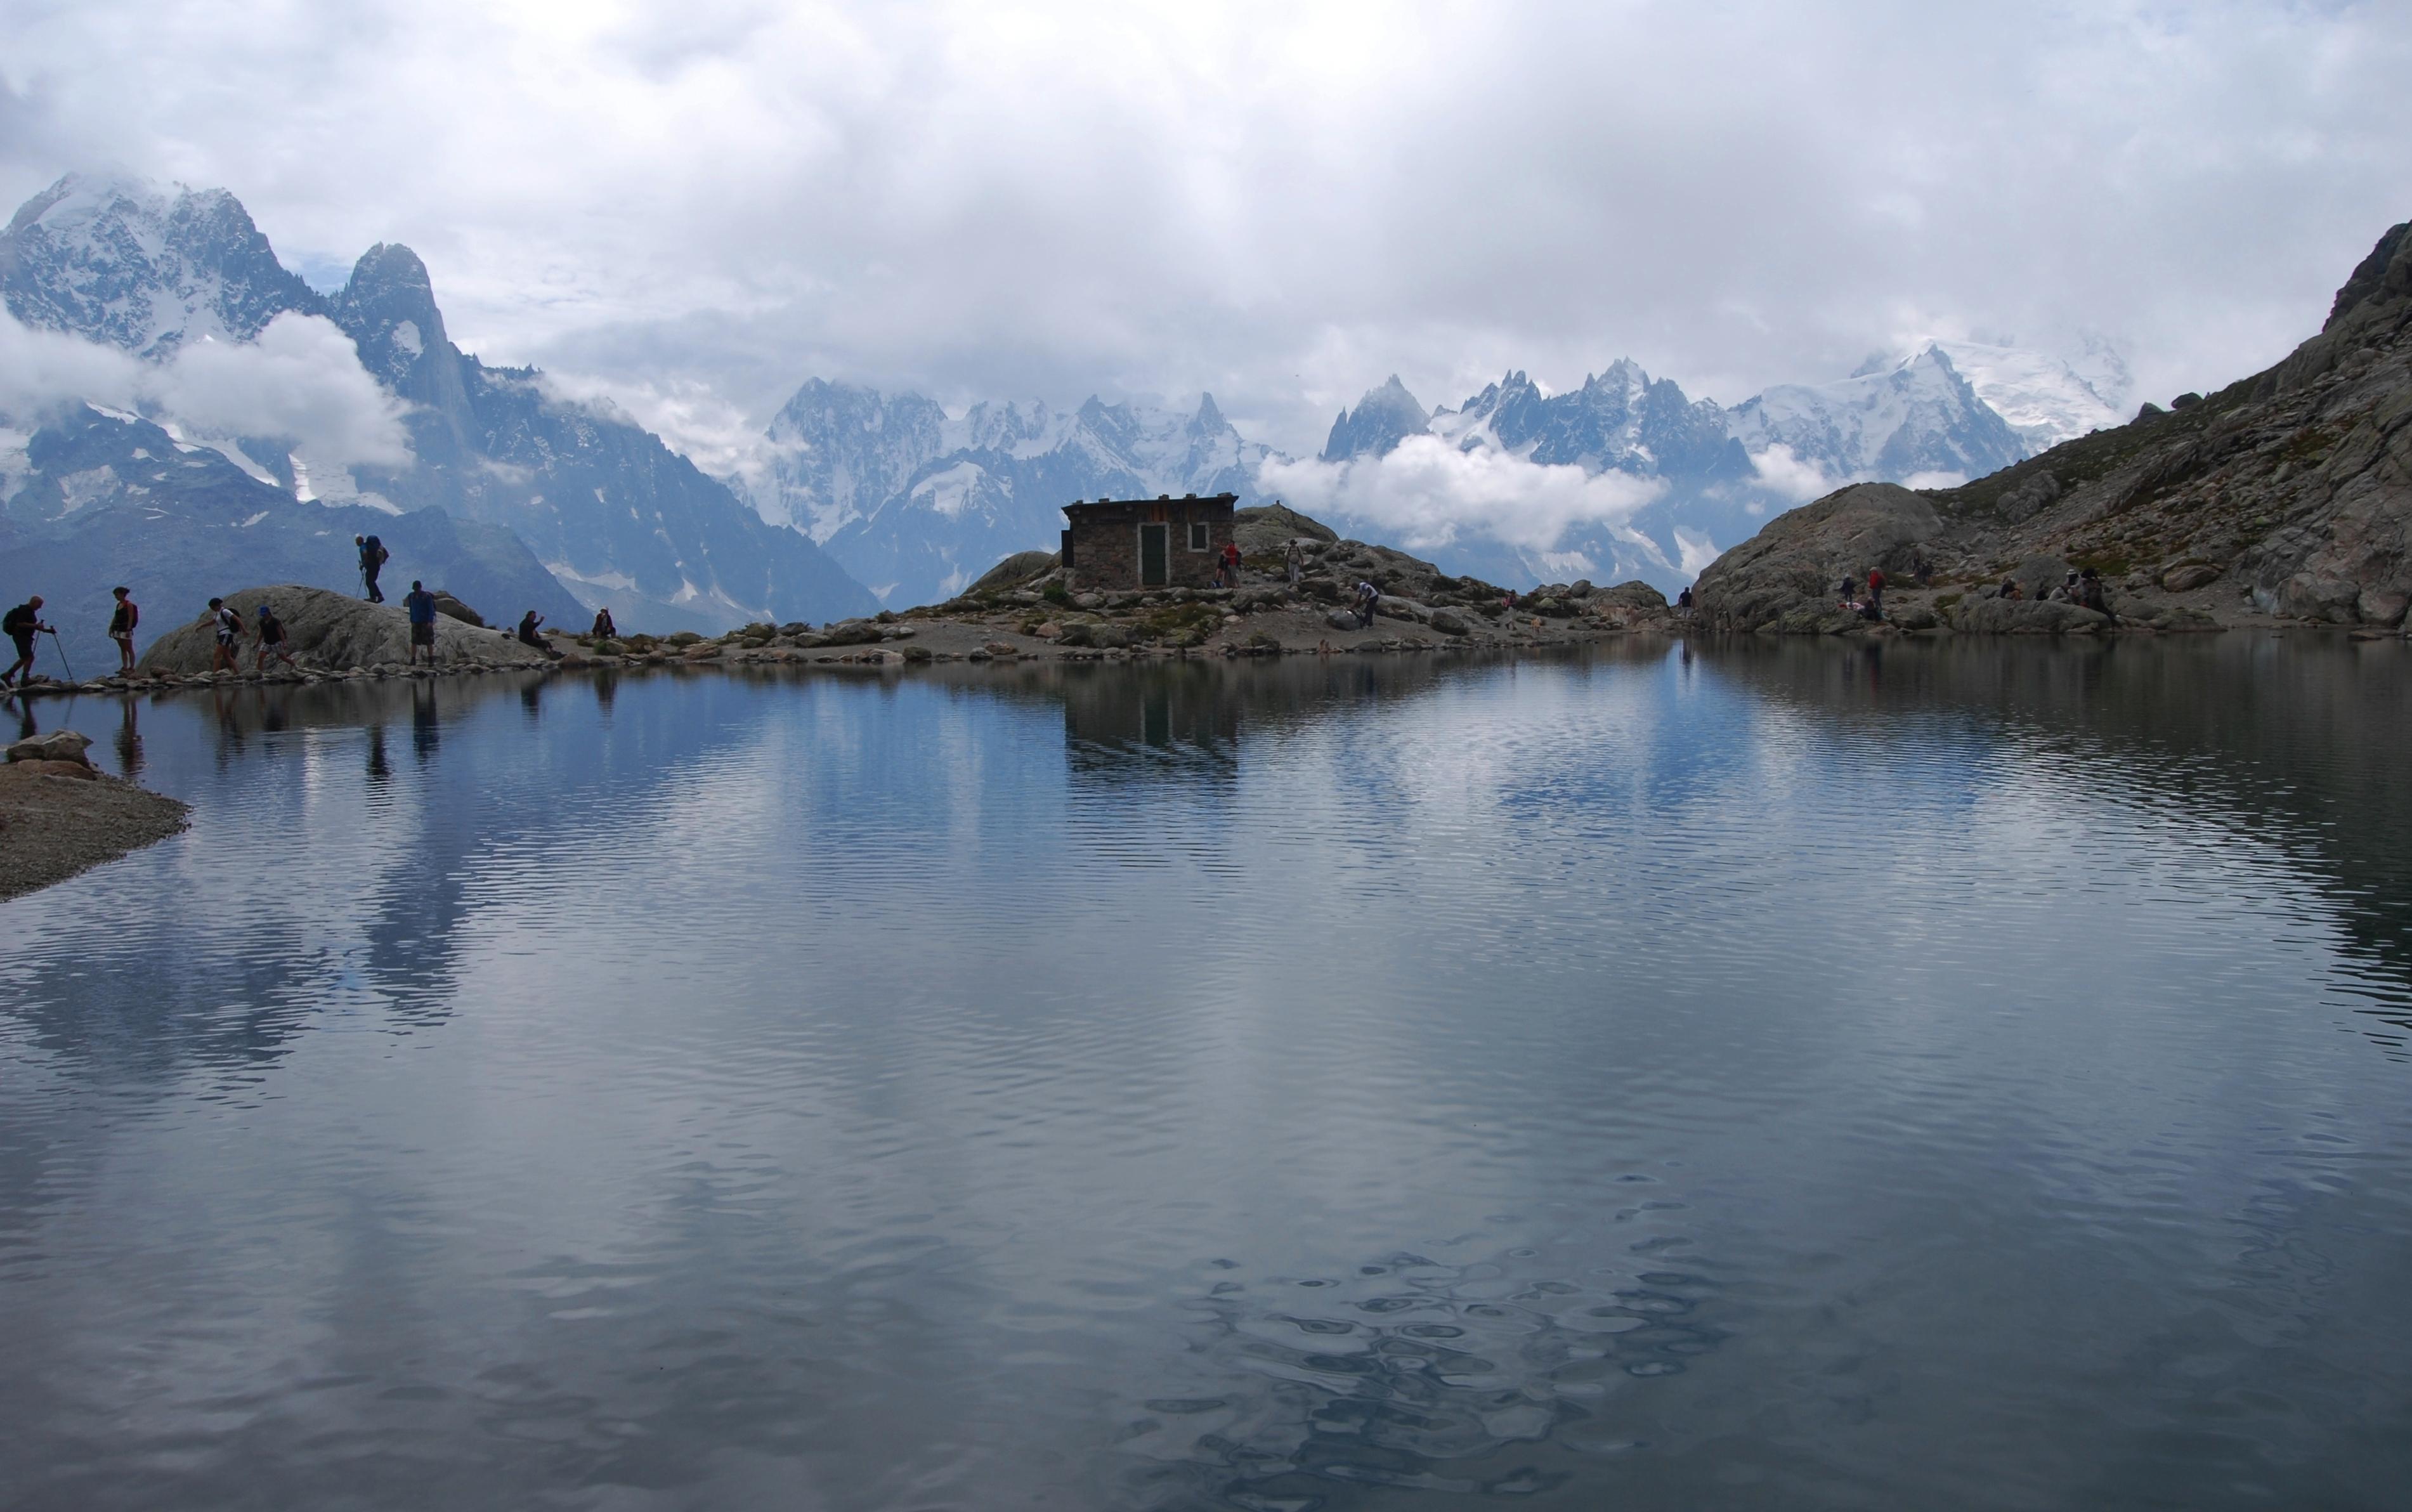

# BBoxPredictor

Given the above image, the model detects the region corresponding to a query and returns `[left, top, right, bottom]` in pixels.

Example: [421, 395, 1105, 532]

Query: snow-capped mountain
[1927, 337, 2131, 451]
[1307, 346, 2035, 592]
[1318, 375, 1429, 462]
[0, 176, 321, 360]
[752, 383, 1270, 606]
[1, 173, 875, 632]
[1727, 346, 2027, 490]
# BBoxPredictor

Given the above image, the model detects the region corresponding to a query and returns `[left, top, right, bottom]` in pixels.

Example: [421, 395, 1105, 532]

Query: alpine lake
[3, 635, 2408, 1511]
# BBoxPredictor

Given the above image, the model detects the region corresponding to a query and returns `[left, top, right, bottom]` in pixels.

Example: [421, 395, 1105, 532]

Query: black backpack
[362, 535, 387, 568]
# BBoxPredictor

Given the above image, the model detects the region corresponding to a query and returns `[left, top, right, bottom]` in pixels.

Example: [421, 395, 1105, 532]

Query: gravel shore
[0, 766, 190, 902]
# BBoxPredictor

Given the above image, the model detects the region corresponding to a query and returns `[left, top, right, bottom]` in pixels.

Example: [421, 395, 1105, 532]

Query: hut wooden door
[1138, 523, 1170, 587]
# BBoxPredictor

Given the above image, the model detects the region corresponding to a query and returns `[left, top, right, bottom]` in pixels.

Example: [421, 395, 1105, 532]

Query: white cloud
[156, 315, 412, 468]
[1745, 443, 1841, 504]
[1261, 436, 1664, 556]
[0, 310, 412, 471]
[3, 1, 2408, 457]
[0, 311, 147, 417]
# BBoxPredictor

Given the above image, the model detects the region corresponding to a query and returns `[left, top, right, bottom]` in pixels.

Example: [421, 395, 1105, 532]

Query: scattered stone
[6, 730, 93, 766]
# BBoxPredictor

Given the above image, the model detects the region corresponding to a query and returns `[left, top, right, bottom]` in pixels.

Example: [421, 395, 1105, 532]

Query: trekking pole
[46, 629, 74, 681]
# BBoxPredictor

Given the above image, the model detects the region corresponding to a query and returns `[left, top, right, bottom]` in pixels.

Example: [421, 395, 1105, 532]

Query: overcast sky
[6, 0, 2408, 465]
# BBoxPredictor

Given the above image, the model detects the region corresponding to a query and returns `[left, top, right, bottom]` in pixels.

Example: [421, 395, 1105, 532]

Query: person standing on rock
[1866, 566, 1886, 614]
[403, 581, 439, 667]
[1286, 538, 1303, 587]
[1221, 540, 1242, 587]
[357, 535, 390, 603]
[207, 597, 242, 674]
[2, 596, 51, 689]
[253, 604, 298, 672]
[107, 587, 139, 672]
[1355, 579, 1381, 630]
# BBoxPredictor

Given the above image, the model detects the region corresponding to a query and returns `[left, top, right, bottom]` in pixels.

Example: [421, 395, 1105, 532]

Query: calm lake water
[3, 639, 2409, 1511]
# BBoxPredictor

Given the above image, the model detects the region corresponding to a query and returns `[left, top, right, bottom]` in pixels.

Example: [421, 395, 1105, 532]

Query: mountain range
[1, 174, 876, 646]
[752, 336, 2109, 606]
[752, 384, 1269, 608]
[3, 171, 2134, 635]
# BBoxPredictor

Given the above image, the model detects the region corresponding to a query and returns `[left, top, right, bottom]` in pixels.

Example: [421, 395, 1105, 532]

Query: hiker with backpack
[357, 534, 390, 603]
[107, 586, 139, 672]
[2, 597, 51, 690]
[254, 604, 298, 671]
[206, 597, 243, 673]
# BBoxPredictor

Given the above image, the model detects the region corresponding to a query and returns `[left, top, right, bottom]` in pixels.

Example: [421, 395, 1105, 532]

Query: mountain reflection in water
[1, 639, 2408, 1511]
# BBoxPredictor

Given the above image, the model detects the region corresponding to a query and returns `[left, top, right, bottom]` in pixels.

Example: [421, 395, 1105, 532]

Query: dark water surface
[3, 639, 2409, 1510]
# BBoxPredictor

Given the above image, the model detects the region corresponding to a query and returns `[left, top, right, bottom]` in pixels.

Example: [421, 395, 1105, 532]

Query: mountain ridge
[0, 173, 877, 634]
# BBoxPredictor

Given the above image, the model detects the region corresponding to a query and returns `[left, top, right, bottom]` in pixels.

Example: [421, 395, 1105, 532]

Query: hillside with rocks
[1693, 217, 2412, 635]
[639, 504, 1678, 667]
[137, 584, 553, 675]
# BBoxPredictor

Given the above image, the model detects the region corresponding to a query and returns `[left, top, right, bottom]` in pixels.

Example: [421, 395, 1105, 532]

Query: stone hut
[1059, 493, 1238, 591]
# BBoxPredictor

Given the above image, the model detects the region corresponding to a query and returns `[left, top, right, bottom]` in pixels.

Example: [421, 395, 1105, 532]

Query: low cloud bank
[1260, 436, 1665, 557]
[0, 311, 412, 470]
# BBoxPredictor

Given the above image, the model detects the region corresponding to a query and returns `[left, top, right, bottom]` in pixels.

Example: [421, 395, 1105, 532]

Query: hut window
[1188, 521, 1210, 551]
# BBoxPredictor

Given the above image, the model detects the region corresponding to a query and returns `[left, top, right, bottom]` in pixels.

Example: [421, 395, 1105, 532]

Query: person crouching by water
[207, 597, 242, 673]
[403, 581, 439, 666]
[108, 586, 139, 672]
[254, 604, 298, 672]
[3, 596, 51, 689]
[590, 606, 616, 639]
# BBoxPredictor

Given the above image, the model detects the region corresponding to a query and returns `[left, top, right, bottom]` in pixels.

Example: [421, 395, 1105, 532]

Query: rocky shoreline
[0, 732, 188, 901]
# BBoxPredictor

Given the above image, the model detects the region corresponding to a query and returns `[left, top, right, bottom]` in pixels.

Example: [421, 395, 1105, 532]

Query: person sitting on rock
[2, 596, 51, 689]
[590, 607, 617, 639]
[517, 611, 562, 660]
[2000, 577, 2023, 601]
[2047, 570, 2078, 603]
[208, 597, 243, 673]
[403, 582, 440, 666]
[254, 604, 298, 672]
[108, 586, 140, 673]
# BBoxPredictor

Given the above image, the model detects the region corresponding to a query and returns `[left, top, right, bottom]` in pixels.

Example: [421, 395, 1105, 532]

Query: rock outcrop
[833, 506, 1678, 657]
[1690, 483, 1943, 632]
[137, 585, 551, 674]
[1693, 216, 2412, 634]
